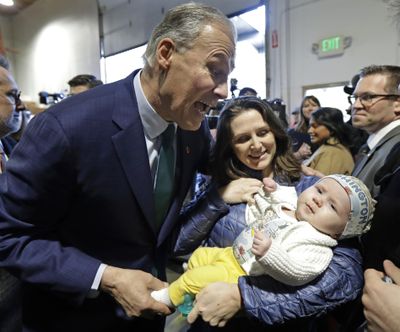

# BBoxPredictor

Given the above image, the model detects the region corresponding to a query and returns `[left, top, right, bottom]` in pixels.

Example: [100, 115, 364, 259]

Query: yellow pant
[168, 247, 245, 306]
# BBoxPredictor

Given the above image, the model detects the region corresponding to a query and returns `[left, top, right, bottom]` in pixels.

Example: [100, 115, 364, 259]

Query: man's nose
[214, 81, 228, 100]
[352, 96, 363, 109]
[16, 100, 26, 111]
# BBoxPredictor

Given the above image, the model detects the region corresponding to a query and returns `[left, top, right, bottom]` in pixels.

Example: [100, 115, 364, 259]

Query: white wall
[8, 0, 100, 101]
[269, 0, 400, 110]
[0, 16, 15, 70]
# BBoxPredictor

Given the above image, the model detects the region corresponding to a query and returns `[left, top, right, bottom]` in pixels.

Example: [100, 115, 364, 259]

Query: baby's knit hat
[322, 174, 375, 239]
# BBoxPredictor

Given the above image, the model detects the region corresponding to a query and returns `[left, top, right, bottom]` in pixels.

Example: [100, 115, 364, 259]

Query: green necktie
[154, 124, 175, 229]
[0, 144, 6, 173]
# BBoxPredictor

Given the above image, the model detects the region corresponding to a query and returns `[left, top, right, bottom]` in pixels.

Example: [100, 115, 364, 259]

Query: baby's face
[296, 178, 350, 239]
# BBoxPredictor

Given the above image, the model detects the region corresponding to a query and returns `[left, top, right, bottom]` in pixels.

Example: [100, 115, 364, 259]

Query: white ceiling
[98, 0, 263, 56]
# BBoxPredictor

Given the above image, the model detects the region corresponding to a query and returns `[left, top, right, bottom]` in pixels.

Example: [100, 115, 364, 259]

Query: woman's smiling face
[302, 98, 320, 120]
[308, 117, 331, 144]
[230, 109, 277, 174]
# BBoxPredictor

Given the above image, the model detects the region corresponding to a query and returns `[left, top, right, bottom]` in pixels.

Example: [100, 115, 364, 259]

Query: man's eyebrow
[212, 53, 235, 72]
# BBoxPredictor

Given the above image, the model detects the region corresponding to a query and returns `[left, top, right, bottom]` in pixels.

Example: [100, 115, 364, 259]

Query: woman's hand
[294, 143, 311, 160]
[187, 282, 242, 327]
[218, 178, 262, 204]
[301, 164, 325, 178]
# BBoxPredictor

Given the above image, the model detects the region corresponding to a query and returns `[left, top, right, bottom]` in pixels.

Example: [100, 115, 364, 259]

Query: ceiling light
[0, 0, 14, 7]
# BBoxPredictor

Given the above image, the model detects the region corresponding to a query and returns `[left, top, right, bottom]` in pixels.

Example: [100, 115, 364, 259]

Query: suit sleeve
[0, 111, 101, 304]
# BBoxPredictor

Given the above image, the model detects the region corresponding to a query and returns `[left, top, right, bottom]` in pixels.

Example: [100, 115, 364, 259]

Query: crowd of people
[0, 2, 399, 332]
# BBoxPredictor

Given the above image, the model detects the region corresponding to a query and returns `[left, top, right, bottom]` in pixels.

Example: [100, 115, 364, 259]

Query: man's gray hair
[143, 2, 236, 67]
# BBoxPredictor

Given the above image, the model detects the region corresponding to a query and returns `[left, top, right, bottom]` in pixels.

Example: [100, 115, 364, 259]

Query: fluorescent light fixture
[0, 0, 14, 6]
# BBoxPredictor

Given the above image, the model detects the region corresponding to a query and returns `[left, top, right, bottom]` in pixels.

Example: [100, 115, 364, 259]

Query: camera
[38, 91, 65, 105]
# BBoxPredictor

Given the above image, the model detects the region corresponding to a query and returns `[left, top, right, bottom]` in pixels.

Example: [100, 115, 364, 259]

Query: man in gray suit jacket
[0, 3, 238, 331]
[349, 65, 400, 198]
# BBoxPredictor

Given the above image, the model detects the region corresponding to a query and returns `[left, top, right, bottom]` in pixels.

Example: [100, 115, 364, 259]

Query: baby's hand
[262, 178, 277, 194]
[251, 230, 272, 258]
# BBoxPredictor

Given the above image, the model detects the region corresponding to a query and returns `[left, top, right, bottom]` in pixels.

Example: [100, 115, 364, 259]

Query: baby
[152, 174, 375, 310]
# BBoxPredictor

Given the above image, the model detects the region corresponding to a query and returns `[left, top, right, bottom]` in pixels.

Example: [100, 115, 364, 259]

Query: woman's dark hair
[310, 107, 353, 149]
[295, 95, 321, 134]
[210, 97, 301, 186]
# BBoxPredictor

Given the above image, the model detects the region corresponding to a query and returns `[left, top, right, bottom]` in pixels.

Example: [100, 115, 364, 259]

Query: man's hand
[187, 282, 241, 327]
[252, 230, 271, 258]
[218, 178, 262, 205]
[362, 260, 400, 332]
[100, 266, 172, 317]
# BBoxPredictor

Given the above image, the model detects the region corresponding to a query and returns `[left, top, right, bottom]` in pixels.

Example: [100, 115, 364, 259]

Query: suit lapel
[110, 71, 211, 239]
[352, 144, 370, 177]
[353, 126, 400, 177]
[111, 72, 156, 232]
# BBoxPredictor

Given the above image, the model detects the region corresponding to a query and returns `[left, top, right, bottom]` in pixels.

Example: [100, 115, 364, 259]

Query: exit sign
[317, 36, 345, 58]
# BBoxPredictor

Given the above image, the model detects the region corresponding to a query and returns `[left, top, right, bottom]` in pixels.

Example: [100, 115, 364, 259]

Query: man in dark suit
[350, 65, 400, 197]
[330, 66, 400, 330]
[0, 3, 236, 331]
[361, 142, 400, 330]
[0, 55, 27, 332]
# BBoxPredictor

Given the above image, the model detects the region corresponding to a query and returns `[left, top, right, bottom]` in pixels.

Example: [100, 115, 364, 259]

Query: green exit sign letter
[318, 36, 344, 58]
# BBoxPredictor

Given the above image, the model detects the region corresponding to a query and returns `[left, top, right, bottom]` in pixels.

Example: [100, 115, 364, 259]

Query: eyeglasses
[2, 90, 21, 105]
[348, 93, 399, 107]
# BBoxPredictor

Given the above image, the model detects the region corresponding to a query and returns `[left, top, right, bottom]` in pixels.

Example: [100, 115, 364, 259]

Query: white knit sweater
[232, 185, 337, 286]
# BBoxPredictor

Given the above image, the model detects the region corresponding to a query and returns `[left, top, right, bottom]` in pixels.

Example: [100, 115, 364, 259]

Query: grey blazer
[352, 125, 400, 198]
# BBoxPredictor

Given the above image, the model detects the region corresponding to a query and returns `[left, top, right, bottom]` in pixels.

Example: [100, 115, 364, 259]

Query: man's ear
[394, 97, 400, 119]
[156, 38, 175, 70]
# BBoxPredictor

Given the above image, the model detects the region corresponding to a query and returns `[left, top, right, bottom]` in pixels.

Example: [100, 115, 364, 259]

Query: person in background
[238, 86, 257, 97]
[173, 97, 364, 331]
[67, 74, 103, 96]
[350, 65, 400, 198]
[362, 141, 400, 270]
[305, 67, 400, 330]
[289, 107, 300, 128]
[0, 3, 236, 331]
[359, 141, 400, 331]
[343, 73, 368, 161]
[330, 141, 400, 331]
[267, 98, 289, 129]
[0, 54, 26, 332]
[303, 107, 355, 175]
[0, 55, 29, 156]
[288, 95, 320, 161]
